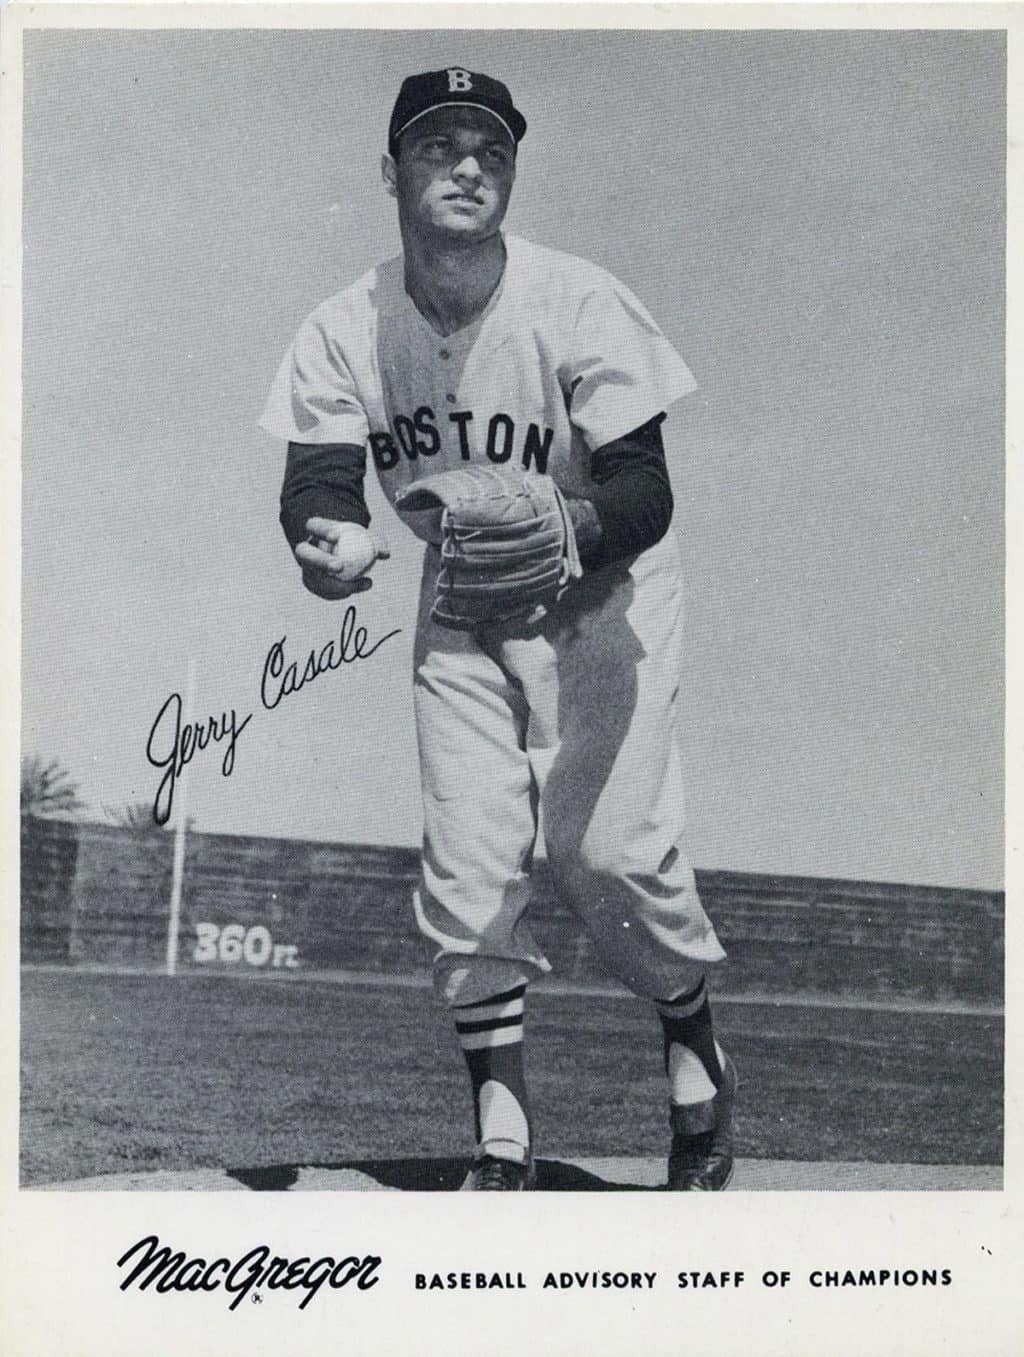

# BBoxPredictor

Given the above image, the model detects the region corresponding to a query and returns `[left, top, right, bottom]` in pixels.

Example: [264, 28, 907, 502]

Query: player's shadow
[226, 1157, 652, 1192]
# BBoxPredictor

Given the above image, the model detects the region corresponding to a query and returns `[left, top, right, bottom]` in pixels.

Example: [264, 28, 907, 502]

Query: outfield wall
[21, 817, 1004, 1004]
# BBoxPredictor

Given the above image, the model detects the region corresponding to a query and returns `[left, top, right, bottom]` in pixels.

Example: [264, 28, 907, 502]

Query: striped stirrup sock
[656, 977, 726, 1106]
[453, 984, 530, 1163]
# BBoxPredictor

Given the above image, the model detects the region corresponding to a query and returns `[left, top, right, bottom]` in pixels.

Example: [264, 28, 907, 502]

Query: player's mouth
[443, 191, 484, 206]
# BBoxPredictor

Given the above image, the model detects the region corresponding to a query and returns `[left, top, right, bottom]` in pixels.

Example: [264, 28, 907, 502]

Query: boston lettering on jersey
[369, 406, 555, 472]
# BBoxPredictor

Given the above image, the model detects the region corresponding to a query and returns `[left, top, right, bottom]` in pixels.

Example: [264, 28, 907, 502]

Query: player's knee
[546, 843, 623, 909]
[553, 828, 633, 881]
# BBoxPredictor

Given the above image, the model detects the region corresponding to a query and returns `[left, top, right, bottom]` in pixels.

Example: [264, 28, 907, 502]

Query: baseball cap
[388, 67, 527, 153]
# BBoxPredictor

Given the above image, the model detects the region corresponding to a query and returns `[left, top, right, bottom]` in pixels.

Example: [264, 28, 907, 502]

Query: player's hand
[294, 518, 390, 600]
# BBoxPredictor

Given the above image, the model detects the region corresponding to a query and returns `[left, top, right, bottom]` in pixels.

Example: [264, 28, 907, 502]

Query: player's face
[383, 107, 516, 242]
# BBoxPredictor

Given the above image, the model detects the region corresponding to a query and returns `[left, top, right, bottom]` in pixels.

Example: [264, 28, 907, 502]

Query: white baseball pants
[412, 531, 725, 1008]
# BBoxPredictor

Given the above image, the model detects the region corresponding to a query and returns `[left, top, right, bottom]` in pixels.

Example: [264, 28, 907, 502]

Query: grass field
[20, 969, 1002, 1187]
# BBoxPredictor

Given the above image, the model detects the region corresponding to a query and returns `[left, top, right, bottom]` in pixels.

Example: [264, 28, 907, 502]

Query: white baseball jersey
[260, 235, 696, 538]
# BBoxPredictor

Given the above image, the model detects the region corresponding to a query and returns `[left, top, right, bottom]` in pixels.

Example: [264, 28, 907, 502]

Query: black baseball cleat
[666, 1053, 738, 1191]
[463, 1153, 536, 1191]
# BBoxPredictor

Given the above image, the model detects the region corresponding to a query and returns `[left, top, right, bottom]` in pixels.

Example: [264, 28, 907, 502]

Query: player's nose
[452, 154, 483, 183]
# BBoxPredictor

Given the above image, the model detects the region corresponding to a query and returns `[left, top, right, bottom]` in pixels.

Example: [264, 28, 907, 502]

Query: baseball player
[261, 68, 736, 1190]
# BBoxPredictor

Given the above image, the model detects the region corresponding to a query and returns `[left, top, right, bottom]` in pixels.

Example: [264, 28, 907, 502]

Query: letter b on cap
[447, 68, 473, 92]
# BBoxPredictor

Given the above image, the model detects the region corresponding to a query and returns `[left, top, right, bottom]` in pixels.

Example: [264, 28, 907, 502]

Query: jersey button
[439, 348, 450, 359]
[446, 393, 456, 403]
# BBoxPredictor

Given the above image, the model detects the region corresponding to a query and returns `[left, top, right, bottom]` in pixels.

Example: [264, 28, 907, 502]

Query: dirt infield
[20, 968, 1003, 1189]
[32, 1158, 1001, 1193]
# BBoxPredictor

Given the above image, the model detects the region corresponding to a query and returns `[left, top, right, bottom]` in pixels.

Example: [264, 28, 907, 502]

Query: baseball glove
[395, 466, 583, 630]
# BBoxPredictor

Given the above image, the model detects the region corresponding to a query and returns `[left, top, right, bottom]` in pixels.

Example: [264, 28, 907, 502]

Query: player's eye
[420, 137, 451, 158]
[483, 146, 510, 167]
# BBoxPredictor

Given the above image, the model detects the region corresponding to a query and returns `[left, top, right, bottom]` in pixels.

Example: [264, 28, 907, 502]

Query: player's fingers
[295, 539, 346, 573]
[304, 516, 344, 541]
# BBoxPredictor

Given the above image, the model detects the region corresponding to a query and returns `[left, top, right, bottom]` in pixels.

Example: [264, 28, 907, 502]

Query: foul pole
[166, 658, 196, 977]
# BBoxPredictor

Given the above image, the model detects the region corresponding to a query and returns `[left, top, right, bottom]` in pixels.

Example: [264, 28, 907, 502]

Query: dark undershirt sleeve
[279, 441, 370, 549]
[581, 414, 674, 567]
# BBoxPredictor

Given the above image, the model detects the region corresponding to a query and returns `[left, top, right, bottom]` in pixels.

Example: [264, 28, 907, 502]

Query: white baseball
[332, 524, 379, 581]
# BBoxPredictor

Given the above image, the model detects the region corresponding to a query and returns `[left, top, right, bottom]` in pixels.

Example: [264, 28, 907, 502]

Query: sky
[18, 26, 1005, 889]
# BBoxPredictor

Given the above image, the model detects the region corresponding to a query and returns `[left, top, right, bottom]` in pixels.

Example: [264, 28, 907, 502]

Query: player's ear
[381, 153, 398, 198]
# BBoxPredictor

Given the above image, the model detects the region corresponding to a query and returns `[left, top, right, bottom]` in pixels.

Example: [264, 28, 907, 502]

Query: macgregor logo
[116, 1234, 381, 1310]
